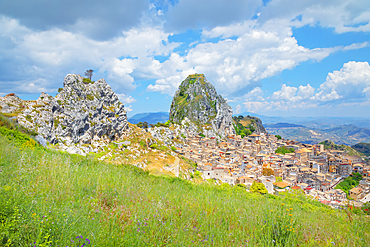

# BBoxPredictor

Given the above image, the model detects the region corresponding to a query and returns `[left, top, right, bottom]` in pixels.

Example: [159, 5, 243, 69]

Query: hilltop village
[173, 132, 370, 208]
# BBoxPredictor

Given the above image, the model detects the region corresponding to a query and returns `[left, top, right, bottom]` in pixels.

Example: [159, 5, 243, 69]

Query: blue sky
[0, 0, 370, 118]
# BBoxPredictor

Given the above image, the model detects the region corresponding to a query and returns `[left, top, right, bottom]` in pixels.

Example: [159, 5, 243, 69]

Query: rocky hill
[319, 140, 363, 156]
[0, 74, 130, 154]
[169, 74, 235, 139]
[352, 143, 370, 156]
[233, 115, 267, 136]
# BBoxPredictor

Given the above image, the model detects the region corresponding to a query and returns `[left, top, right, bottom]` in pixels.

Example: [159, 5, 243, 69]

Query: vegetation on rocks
[320, 140, 363, 156]
[352, 142, 370, 156]
[233, 115, 267, 137]
[169, 74, 234, 138]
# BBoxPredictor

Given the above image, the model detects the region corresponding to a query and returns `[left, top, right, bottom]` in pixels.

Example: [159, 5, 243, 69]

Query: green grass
[0, 131, 370, 246]
[335, 173, 363, 196]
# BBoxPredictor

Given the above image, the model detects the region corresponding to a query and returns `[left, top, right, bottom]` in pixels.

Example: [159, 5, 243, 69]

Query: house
[260, 176, 275, 194]
[273, 181, 290, 190]
[338, 163, 352, 177]
[360, 192, 370, 203]
[352, 163, 364, 174]
[344, 155, 363, 164]
[349, 187, 362, 201]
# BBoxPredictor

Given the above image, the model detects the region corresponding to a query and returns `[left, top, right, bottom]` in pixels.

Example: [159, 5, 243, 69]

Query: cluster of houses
[174, 132, 370, 208]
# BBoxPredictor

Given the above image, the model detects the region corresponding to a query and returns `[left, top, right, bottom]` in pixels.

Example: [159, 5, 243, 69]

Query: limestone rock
[169, 74, 235, 139]
[14, 74, 129, 145]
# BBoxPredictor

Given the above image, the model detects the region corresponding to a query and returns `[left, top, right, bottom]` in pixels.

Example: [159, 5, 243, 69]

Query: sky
[0, 0, 370, 118]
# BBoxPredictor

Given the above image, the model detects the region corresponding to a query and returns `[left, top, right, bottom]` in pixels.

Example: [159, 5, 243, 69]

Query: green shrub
[250, 181, 268, 194]
[86, 94, 94, 101]
[275, 146, 295, 154]
[82, 78, 94, 84]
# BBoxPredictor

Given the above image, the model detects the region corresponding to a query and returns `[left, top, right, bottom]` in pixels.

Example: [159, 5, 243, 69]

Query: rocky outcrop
[253, 117, 267, 134]
[169, 74, 235, 139]
[14, 74, 129, 145]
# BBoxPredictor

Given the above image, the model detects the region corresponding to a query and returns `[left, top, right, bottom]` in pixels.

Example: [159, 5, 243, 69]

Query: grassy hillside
[352, 143, 370, 156]
[1, 128, 370, 246]
[320, 140, 364, 156]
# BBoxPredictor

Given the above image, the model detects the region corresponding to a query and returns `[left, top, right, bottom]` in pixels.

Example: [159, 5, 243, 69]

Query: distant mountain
[266, 124, 370, 145]
[264, 123, 305, 128]
[237, 112, 370, 129]
[128, 112, 169, 124]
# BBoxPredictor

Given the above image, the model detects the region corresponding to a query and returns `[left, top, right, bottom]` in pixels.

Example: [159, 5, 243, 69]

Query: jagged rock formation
[1, 74, 129, 148]
[169, 74, 235, 139]
[0, 93, 23, 114]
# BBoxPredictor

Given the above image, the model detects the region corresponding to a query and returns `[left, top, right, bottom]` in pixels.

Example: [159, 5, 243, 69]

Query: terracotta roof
[350, 188, 362, 194]
[273, 182, 290, 188]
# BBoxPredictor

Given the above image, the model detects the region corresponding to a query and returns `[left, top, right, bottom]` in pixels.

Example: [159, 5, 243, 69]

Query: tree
[275, 177, 283, 182]
[275, 135, 282, 140]
[85, 69, 94, 80]
[275, 146, 295, 155]
[250, 181, 268, 194]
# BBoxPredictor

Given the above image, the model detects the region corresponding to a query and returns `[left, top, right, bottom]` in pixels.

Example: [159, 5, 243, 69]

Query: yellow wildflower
[289, 214, 292, 216]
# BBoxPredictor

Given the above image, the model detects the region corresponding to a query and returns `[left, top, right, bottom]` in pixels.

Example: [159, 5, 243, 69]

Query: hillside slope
[319, 140, 364, 156]
[233, 115, 267, 136]
[0, 129, 369, 246]
[352, 142, 370, 156]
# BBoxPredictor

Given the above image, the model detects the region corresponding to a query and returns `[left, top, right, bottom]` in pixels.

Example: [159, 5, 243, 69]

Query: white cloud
[271, 84, 298, 101]
[297, 84, 315, 99]
[313, 61, 370, 102]
[147, 26, 336, 95]
[244, 87, 264, 101]
[258, 0, 370, 33]
[117, 94, 137, 104]
[0, 16, 179, 94]
[243, 101, 271, 113]
[125, 105, 133, 112]
[343, 42, 370, 51]
[235, 104, 243, 114]
[242, 61, 370, 113]
[270, 83, 315, 102]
